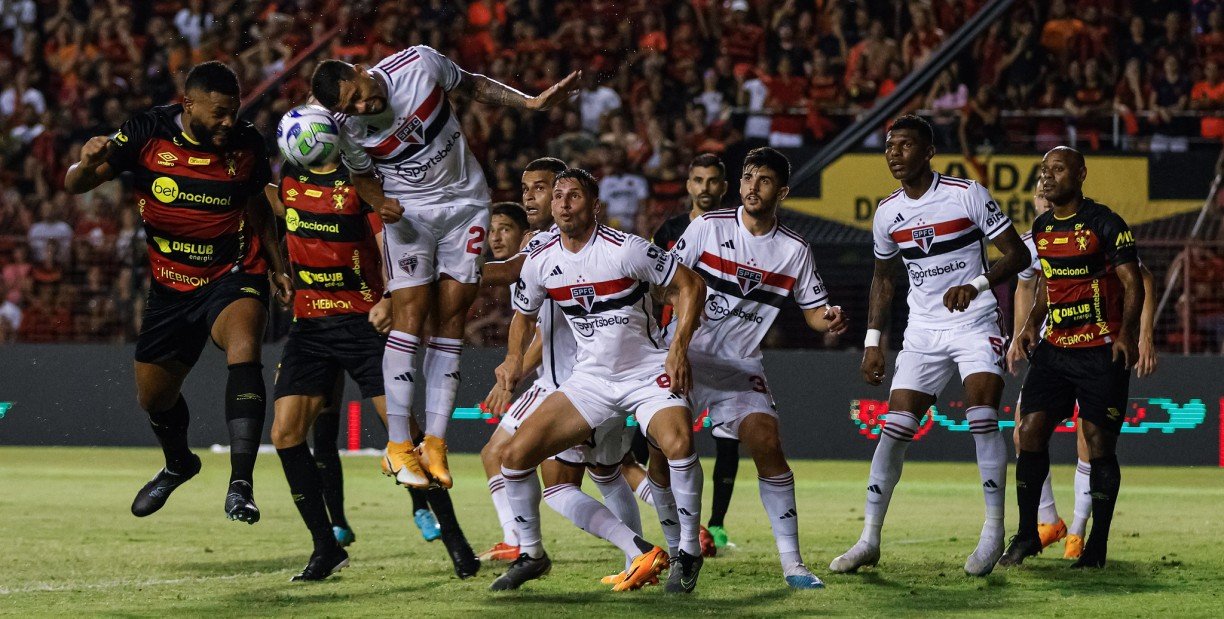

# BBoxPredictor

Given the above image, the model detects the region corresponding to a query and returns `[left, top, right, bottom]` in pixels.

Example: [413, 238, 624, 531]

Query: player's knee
[137, 389, 179, 415]
[499, 438, 534, 471]
[655, 428, 694, 460]
[270, 417, 306, 449]
[480, 438, 506, 467]
[223, 338, 261, 365]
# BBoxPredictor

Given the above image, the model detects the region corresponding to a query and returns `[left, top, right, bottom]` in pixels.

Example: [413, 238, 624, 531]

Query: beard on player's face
[189, 116, 230, 149]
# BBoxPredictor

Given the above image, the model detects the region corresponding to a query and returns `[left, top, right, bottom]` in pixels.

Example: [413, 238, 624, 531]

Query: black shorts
[274, 315, 385, 403]
[1019, 340, 1130, 434]
[135, 273, 269, 367]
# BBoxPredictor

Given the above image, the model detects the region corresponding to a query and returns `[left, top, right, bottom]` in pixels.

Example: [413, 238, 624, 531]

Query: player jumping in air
[829, 115, 1031, 577]
[492, 169, 708, 593]
[1000, 147, 1145, 569]
[64, 61, 291, 525]
[310, 45, 579, 489]
[668, 148, 847, 589]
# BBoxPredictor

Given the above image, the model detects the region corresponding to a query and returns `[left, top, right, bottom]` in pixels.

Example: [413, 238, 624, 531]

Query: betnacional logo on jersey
[570, 284, 596, 312]
[735, 266, 764, 295]
[151, 176, 232, 206]
[911, 226, 936, 253]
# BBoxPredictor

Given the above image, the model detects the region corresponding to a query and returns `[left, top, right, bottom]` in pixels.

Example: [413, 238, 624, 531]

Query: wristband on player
[864, 329, 882, 348]
[970, 274, 991, 293]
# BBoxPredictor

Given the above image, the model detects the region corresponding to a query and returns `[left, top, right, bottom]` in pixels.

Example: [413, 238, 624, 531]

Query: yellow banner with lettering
[785, 154, 1201, 232]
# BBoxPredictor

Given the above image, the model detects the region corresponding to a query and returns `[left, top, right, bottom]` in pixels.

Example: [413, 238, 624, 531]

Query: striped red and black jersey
[1033, 198, 1139, 349]
[278, 162, 384, 320]
[106, 104, 272, 293]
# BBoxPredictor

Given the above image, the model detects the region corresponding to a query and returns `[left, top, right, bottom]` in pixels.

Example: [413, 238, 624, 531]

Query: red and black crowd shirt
[106, 104, 272, 293]
[1032, 198, 1139, 349]
[278, 162, 384, 321]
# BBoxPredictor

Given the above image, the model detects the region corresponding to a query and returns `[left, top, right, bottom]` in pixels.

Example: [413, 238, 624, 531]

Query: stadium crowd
[1, 0, 1222, 349]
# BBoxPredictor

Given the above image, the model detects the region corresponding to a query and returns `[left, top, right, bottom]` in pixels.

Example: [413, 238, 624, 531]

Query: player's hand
[494, 355, 524, 393]
[378, 197, 404, 224]
[483, 384, 514, 418]
[664, 348, 691, 396]
[861, 345, 886, 386]
[517, 229, 540, 252]
[80, 135, 114, 167]
[1006, 338, 1028, 376]
[943, 284, 979, 312]
[271, 272, 293, 306]
[823, 305, 848, 335]
[1136, 334, 1158, 377]
[529, 70, 582, 111]
[368, 298, 392, 335]
[1111, 331, 1138, 369]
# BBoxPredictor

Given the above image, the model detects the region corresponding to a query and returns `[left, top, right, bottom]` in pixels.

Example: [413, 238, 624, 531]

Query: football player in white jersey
[829, 115, 1032, 577]
[668, 147, 847, 589]
[490, 169, 709, 593]
[310, 47, 579, 488]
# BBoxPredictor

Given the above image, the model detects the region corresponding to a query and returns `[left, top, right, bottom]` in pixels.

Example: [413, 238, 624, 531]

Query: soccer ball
[276, 105, 341, 168]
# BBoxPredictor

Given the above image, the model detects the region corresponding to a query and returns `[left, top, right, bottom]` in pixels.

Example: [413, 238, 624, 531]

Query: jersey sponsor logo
[704, 293, 765, 324]
[675, 238, 686, 251]
[1051, 331, 1096, 346]
[549, 265, 563, 277]
[1050, 302, 1092, 325]
[187, 156, 211, 166]
[151, 176, 232, 206]
[394, 131, 461, 183]
[304, 189, 324, 198]
[906, 259, 966, 287]
[298, 269, 345, 287]
[571, 314, 630, 338]
[240, 286, 261, 296]
[156, 266, 209, 287]
[735, 266, 764, 295]
[1116, 230, 1135, 247]
[911, 226, 936, 253]
[399, 254, 418, 276]
[284, 188, 299, 202]
[284, 208, 340, 234]
[156, 152, 178, 167]
[984, 200, 1007, 228]
[1039, 259, 1090, 278]
[309, 298, 352, 311]
[570, 284, 596, 312]
[152, 236, 214, 259]
[114, 131, 128, 144]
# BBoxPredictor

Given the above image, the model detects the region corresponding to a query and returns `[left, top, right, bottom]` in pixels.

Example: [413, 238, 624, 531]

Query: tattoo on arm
[456, 69, 532, 108]
[867, 257, 898, 330]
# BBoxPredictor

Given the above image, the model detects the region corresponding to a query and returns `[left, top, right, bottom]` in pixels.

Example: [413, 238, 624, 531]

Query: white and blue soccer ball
[276, 105, 341, 168]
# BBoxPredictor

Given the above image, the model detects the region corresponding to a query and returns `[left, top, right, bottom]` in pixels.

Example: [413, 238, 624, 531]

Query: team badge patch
[570, 284, 596, 313]
[912, 226, 936, 253]
[396, 116, 425, 145]
[399, 255, 418, 276]
[735, 266, 763, 295]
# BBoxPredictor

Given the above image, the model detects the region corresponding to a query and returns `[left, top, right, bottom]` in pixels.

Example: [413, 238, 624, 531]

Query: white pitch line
[0, 569, 293, 595]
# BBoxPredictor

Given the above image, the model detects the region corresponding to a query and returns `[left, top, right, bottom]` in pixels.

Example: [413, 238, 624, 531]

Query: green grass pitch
[1, 448, 1221, 617]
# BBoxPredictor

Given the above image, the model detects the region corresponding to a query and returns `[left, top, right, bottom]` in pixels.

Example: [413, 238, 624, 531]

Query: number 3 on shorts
[465, 226, 486, 255]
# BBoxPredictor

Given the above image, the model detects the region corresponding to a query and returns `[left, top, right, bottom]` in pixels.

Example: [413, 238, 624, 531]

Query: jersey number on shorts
[465, 226, 486, 255]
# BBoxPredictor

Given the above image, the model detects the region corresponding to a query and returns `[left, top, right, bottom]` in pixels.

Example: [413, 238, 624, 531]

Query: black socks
[225, 362, 266, 484]
[148, 396, 192, 472]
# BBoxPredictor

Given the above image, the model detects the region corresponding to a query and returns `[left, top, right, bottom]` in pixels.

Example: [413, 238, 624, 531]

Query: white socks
[1071, 459, 1092, 536]
[1038, 470, 1060, 523]
[860, 411, 919, 547]
[543, 483, 645, 560]
[967, 406, 1006, 540]
[634, 475, 656, 506]
[423, 337, 462, 438]
[501, 465, 544, 557]
[487, 474, 518, 546]
[668, 454, 704, 557]
[589, 468, 643, 536]
[382, 331, 419, 443]
[758, 470, 801, 567]
[647, 477, 680, 555]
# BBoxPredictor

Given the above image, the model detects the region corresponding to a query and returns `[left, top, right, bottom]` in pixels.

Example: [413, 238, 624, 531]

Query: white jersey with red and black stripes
[668, 207, 830, 361]
[511, 226, 576, 389]
[334, 45, 490, 207]
[872, 173, 1012, 329]
[513, 224, 678, 381]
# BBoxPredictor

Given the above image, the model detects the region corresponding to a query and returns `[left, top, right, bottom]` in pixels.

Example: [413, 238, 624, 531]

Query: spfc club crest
[396, 116, 425, 145]
[399, 254, 418, 276]
[570, 284, 596, 313]
[911, 226, 936, 253]
[736, 266, 763, 295]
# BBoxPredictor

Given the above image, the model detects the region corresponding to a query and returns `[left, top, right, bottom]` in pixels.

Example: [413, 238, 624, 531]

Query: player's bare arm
[484, 327, 543, 416]
[1015, 276, 1050, 357]
[661, 263, 705, 395]
[452, 68, 581, 111]
[1007, 275, 1039, 374]
[943, 226, 1029, 312]
[64, 136, 118, 194]
[481, 254, 527, 287]
[263, 183, 286, 217]
[1113, 261, 1144, 369]
[862, 256, 900, 385]
[1136, 264, 1158, 377]
[368, 231, 392, 334]
[802, 305, 848, 334]
[246, 194, 293, 305]
[492, 310, 539, 396]
[349, 170, 402, 224]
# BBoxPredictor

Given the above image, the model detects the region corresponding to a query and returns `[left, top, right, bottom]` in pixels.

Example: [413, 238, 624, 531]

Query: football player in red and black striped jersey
[65, 62, 291, 526]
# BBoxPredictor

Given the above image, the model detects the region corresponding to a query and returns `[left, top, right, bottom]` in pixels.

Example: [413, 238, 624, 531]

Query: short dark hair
[524, 157, 568, 176]
[185, 61, 239, 97]
[688, 153, 726, 179]
[491, 202, 529, 231]
[312, 60, 357, 109]
[889, 114, 934, 146]
[742, 147, 791, 186]
[554, 168, 599, 200]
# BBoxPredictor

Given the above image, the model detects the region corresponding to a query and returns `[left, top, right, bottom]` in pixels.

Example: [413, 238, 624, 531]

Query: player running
[1005, 193, 1159, 560]
[829, 115, 1031, 577]
[491, 169, 708, 593]
[1000, 147, 1145, 569]
[310, 46, 579, 489]
[668, 147, 847, 589]
[64, 62, 290, 524]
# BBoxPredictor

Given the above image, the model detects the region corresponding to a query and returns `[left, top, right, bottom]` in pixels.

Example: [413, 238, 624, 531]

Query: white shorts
[499, 381, 634, 466]
[689, 354, 777, 440]
[892, 315, 1006, 397]
[383, 203, 490, 290]
[560, 369, 689, 437]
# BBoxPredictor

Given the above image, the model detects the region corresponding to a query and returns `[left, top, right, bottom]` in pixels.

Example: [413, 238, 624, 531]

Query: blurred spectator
[1192, 59, 1224, 142]
[1039, 0, 1083, 65]
[722, 1, 765, 70]
[0, 68, 45, 118]
[1149, 55, 1192, 151]
[578, 72, 621, 134]
[927, 68, 969, 148]
[2, 245, 30, 305]
[27, 202, 72, 264]
[902, 5, 944, 68]
[598, 147, 649, 233]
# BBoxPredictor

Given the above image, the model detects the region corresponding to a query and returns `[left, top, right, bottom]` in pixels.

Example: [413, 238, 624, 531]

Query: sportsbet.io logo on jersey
[704, 294, 764, 324]
[151, 177, 232, 206]
[907, 259, 966, 287]
[572, 315, 629, 338]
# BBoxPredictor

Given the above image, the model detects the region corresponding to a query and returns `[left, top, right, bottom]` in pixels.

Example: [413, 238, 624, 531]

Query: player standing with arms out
[829, 115, 1031, 577]
[1000, 147, 1145, 569]
[669, 148, 847, 589]
[310, 47, 579, 488]
[64, 62, 290, 523]
[492, 169, 708, 593]
[1005, 193, 1159, 559]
